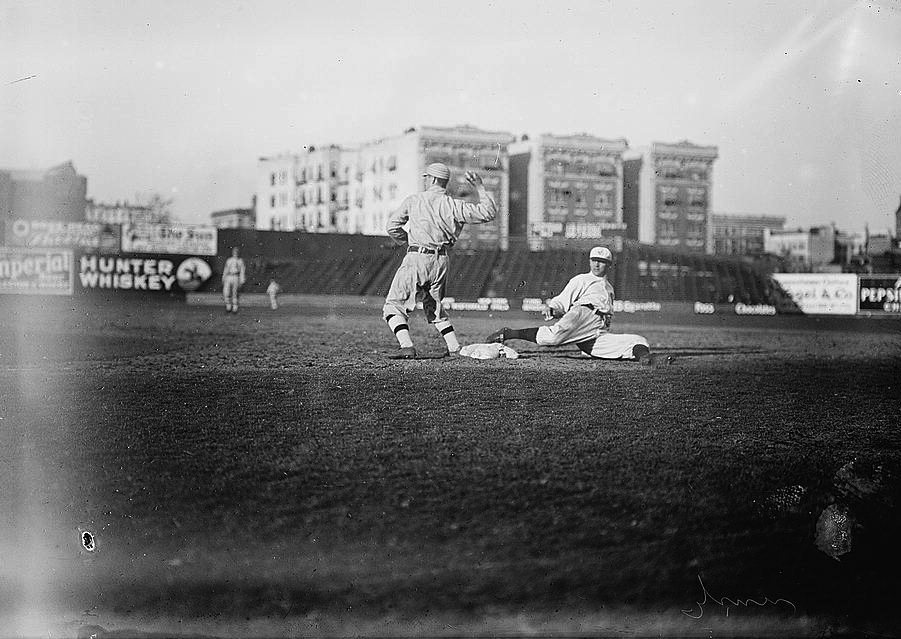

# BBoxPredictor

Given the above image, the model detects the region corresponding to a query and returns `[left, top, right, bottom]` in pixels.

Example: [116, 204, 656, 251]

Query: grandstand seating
[216, 229, 777, 305]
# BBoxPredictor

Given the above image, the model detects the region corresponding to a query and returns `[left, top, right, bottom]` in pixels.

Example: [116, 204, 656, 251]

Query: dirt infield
[1, 296, 899, 638]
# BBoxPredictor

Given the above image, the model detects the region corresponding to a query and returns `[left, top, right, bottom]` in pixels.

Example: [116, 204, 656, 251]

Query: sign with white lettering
[771, 273, 857, 315]
[121, 224, 217, 256]
[77, 254, 213, 294]
[0, 247, 74, 295]
[859, 275, 901, 314]
[6, 218, 120, 251]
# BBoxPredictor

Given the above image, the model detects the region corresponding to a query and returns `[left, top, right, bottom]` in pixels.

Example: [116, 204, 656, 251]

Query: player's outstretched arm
[455, 171, 497, 224]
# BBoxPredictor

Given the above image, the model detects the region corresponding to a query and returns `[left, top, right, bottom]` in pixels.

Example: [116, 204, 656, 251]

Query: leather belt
[408, 245, 447, 256]
[580, 303, 607, 317]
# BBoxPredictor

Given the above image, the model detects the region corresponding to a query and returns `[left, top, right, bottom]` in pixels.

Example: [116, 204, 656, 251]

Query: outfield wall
[3, 225, 900, 318]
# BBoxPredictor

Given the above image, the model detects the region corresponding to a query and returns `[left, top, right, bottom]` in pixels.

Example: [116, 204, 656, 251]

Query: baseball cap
[422, 162, 451, 180]
[589, 246, 613, 263]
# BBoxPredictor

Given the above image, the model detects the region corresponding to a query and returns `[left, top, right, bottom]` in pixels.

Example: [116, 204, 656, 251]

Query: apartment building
[508, 133, 628, 250]
[255, 154, 297, 230]
[622, 141, 718, 253]
[255, 125, 514, 246]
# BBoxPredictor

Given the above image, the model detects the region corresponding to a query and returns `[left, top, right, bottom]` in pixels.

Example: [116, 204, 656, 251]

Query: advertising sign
[0, 247, 74, 295]
[771, 273, 857, 315]
[564, 222, 627, 239]
[121, 223, 217, 256]
[77, 254, 213, 294]
[6, 218, 120, 252]
[859, 275, 901, 314]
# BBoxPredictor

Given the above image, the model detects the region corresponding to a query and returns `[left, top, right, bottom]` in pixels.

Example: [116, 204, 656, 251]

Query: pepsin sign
[859, 276, 901, 313]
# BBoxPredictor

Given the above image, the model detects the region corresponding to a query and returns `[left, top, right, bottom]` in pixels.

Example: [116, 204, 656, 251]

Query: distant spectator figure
[222, 247, 246, 314]
[266, 278, 282, 310]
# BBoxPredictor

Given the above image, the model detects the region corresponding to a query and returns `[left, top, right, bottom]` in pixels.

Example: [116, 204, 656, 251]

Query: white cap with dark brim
[422, 163, 451, 180]
[590, 246, 613, 263]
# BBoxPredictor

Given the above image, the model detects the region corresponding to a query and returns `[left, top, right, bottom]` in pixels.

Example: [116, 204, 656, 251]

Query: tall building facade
[255, 154, 297, 230]
[295, 145, 343, 233]
[254, 125, 514, 247]
[508, 133, 628, 250]
[712, 213, 786, 256]
[1, 161, 88, 223]
[622, 141, 718, 253]
[413, 125, 514, 249]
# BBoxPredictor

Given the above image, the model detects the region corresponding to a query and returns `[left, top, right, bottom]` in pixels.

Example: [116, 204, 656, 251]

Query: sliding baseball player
[486, 246, 662, 362]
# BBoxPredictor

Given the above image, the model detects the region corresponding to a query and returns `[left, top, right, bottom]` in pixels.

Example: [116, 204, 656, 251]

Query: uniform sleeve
[547, 276, 580, 314]
[453, 185, 497, 225]
[598, 282, 615, 314]
[386, 196, 411, 244]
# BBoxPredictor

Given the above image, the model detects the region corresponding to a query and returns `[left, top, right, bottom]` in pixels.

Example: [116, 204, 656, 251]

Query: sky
[2, 0, 900, 234]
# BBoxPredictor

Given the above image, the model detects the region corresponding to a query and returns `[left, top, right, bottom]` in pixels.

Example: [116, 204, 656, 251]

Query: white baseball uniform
[539, 271, 649, 359]
[383, 183, 496, 324]
[266, 280, 281, 310]
[222, 256, 246, 311]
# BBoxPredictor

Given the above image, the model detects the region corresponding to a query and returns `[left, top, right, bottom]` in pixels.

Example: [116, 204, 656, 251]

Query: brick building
[507, 133, 628, 250]
[622, 141, 718, 253]
[712, 213, 786, 256]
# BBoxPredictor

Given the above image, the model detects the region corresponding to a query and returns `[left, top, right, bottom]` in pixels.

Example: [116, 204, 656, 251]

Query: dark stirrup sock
[506, 327, 540, 342]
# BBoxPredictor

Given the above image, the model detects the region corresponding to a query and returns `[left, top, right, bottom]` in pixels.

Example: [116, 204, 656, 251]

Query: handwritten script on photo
[682, 575, 797, 619]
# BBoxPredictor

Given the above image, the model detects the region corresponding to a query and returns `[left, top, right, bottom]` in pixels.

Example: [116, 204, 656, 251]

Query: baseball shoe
[444, 348, 462, 358]
[486, 328, 509, 343]
[388, 346, 417, 360]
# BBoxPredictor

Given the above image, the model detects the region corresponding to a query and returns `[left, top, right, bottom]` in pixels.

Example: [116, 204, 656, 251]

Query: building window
[387, 156, 397, 171]
[659, 162, 683, 179]
[595, 191, 612, 210]
[270, 195, 276, 208]
[270, 172, 276, 186]
[597, 162, 615, 176]
[660, 186, 680, 207]
[388, 183, 398, 199]
[330, 162, 338, 179]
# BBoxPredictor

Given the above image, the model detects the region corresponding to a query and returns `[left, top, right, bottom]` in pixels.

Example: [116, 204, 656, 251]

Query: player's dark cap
[423, 163, 451, 180]
[590, 246, 613, 263]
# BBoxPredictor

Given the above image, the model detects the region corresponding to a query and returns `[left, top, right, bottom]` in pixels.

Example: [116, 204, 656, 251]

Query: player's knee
[383, 309, 407, 323]
[535, 331, 565, 346]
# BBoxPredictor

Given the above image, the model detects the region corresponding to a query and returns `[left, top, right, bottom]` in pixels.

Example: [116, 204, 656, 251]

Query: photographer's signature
[682, 575, 797, 619]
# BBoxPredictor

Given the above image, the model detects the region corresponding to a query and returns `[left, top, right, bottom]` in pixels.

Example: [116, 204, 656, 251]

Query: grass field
[1, 295, 900, 638]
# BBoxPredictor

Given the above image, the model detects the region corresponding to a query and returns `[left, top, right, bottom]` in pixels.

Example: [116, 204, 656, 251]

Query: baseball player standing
[383, 162, 497, 359]
[222, 246, 246, 314]
[486, 246, 660, 362]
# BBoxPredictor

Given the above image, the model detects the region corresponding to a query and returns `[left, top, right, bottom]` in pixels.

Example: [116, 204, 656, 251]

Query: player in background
[383, 162, 497, 359]
[486, 246, 664, 363]
[222, 247, 246, 314]
[266, 277, 282, 310]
